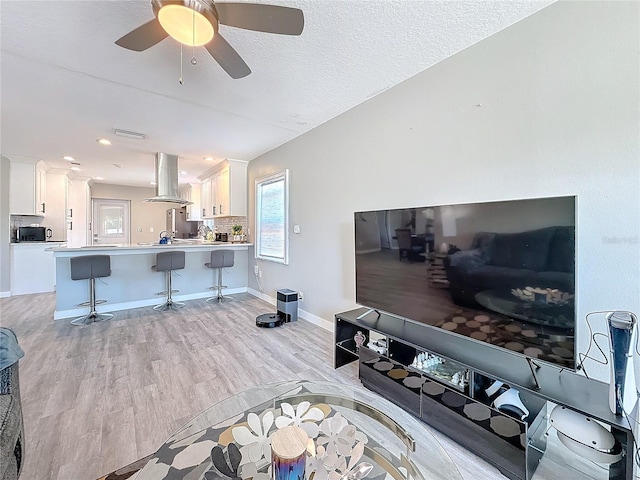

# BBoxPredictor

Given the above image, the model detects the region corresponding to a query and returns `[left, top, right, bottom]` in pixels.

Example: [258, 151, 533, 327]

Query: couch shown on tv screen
[443, 226, 575, 307]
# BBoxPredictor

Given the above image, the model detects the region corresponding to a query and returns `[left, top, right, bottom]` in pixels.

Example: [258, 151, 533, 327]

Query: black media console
[334, 308, 635, 480]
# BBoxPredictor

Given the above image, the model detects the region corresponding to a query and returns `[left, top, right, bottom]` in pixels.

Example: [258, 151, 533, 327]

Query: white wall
[91, 183, 168, 245]
[246, 1, 640, 381]
[0, 156, 10, 296]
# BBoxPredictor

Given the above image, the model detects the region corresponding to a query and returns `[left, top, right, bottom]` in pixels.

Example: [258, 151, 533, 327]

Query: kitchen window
[255, 170, 289, 264]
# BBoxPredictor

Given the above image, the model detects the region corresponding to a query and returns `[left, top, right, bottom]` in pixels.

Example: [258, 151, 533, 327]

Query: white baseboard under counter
[51, 242, 251, 319]
[10, 242, 67, 295]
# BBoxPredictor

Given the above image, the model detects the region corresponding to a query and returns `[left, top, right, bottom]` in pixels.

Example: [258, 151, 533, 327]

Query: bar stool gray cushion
[70, 255, 111, 281]
[153, 251, 186, 272]
[206, 250, 235, 269]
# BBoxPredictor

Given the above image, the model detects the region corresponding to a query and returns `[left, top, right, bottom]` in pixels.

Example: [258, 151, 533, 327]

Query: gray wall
[246, 1, 640, 381]
[0, 156, 10, 295]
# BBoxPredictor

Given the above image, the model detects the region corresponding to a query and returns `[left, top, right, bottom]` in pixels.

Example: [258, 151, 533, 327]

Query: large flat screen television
[354, 195, 576, 369]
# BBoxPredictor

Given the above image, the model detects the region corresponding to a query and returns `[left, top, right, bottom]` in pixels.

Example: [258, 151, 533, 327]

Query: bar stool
[205, 250, 235, 303]
[152, 251, 186, 311]
[70, 255, 113, 326]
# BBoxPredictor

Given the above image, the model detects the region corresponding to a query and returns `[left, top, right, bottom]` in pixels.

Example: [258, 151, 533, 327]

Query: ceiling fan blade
[205, 33, 251, 79]
[214, 3, 304, 35]
[115, 18, 169, 51]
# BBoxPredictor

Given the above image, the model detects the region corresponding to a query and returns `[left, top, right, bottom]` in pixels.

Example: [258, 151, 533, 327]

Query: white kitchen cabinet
[10, 242, 66, 295]
[67, 179, 91, 247]
[181, 183, 202, 221]
[37, 162, 47, 214]
[10, 160, 47, 215]
[215, 167, 230, 216]
[198, 159, 247, 218]
[45, 172, 69, 241]
[201, 177, 213, 218]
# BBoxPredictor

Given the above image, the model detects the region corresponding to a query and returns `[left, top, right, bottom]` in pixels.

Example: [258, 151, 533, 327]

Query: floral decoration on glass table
[202, 400, 372, 480]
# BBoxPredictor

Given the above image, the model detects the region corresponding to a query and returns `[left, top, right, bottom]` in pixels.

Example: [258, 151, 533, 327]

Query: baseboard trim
[53, 287, 248, 320]
[0, 291, 10, 298]
[247, 288, 275, 306]
[246, 288, 333, 332]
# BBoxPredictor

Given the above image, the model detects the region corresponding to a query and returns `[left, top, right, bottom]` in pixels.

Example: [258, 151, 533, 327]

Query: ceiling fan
[115, 0, 304, 79]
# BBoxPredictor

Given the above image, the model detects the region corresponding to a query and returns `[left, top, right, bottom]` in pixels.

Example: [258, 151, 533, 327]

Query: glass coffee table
[131, 380, 462, 480]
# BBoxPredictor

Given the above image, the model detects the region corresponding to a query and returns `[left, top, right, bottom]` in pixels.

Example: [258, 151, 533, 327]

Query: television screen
[354, 196, 576, 369]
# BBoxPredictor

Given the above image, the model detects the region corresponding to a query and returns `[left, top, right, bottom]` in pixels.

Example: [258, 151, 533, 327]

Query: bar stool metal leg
[71, 278, 114, 325]
[206, 268, 233, 303]
[154, 271, 185, 311]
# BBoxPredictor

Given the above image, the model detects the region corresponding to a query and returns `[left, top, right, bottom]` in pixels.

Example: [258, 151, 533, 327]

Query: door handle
[219, 204, 223, 215]
[41, 203, 45, 214]
[213, 205, 216, 215]
[202, 208, 206, 217]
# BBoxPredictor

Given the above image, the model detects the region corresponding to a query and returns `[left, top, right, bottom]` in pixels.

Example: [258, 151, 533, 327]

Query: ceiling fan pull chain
[191, 10, 197, 65]
[179, 43, 184, 85]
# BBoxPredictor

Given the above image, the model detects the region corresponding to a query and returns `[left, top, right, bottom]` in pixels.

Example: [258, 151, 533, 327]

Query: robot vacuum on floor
[256, 313, 285, 328]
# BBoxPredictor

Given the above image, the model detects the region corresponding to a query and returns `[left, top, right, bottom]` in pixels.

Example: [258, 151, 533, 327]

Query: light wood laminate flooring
[0, 293, 600, 480]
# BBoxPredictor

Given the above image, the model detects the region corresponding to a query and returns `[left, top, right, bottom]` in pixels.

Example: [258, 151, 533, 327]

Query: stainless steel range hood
[143, 153, 191, 204]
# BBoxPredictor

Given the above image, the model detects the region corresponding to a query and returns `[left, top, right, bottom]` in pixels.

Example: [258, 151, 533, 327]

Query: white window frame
[255, 170, 289, 264]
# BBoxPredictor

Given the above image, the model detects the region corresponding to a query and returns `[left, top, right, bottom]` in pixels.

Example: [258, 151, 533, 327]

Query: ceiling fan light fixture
[158, 4, 214, 46]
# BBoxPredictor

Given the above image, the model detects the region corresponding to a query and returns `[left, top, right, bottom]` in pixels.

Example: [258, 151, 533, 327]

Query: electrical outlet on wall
[258, 270, 263, 278]
[254, 265, 259, 275]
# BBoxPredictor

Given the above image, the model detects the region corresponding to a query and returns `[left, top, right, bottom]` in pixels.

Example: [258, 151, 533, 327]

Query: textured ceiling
[1, 0, 554, 186]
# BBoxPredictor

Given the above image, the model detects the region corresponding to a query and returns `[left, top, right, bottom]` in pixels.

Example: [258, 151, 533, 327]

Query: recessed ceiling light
[180, 171, 187, 175]
[94, 176, 104, 180]
[97, 138, 112, 145]
[150, 181, 157, 185]
[113, 163, 124, 168]
[204, 156, 214, 161]
[70, 166, 81, 171]
[63, 156, 75, 161]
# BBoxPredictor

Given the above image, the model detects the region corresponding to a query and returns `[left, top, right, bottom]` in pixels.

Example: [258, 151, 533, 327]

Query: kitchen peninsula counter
[52, 242, 252, 320]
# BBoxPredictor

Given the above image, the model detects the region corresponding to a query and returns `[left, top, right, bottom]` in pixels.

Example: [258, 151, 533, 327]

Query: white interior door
[92, 199, 130, 246]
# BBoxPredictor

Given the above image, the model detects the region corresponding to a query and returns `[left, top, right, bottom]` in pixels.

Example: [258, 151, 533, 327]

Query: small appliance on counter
[215, 232, 228, 242]
[16, 226, 52, 242]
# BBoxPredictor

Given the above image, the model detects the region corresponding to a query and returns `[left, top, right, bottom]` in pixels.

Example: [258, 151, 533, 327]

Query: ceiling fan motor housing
[152, 0, 220, 34]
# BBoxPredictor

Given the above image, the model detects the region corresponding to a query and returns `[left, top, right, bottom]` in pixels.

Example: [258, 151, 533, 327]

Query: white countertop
[11, 241, 66, 247]
[51, 241, 253, 256]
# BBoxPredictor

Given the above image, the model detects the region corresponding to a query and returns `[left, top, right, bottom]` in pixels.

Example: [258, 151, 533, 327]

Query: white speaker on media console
[548, 311, 639, 468]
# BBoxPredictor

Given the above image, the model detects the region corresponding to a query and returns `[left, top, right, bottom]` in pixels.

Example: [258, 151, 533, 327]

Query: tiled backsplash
[204, 216, 247, 236]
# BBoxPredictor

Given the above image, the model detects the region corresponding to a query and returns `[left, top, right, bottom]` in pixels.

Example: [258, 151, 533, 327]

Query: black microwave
[17, 227, 49, 242]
